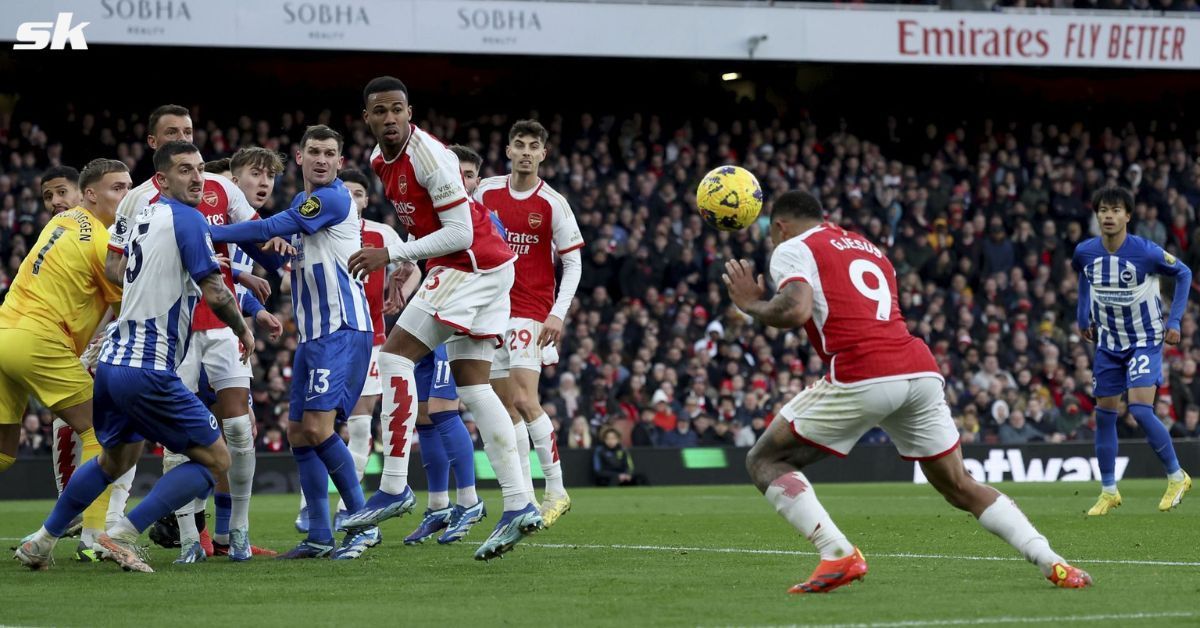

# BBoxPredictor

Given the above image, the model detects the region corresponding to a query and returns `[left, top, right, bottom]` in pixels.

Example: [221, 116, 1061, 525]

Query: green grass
[2, 480, 1198, 627]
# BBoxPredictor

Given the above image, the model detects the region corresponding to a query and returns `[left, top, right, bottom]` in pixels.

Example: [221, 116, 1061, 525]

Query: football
[696, 165, 764, 232]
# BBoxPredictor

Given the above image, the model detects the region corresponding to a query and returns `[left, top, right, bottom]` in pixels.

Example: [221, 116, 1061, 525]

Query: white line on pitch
[782, 611, 1198, 627]
[525, 542, 1200, 567]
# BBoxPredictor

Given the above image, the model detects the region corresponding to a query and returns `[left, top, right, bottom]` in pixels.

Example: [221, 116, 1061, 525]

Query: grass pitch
[2, 480, 1198, 627]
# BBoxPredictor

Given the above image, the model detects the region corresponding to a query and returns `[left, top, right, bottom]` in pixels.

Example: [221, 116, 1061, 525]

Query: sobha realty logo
[13, 13, 90, 50]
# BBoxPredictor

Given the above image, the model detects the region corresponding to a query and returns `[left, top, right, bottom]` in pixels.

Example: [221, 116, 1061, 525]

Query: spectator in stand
[660, 416, 698, 448]
[567, 417, 594, 450]
[999, 410, 1042, 445]
[593, 428, 643, 487]
[631, 408, 661, 447]
[1170, 405, 1200, 439]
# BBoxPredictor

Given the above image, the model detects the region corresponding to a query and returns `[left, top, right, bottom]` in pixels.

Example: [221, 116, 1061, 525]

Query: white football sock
[456, 485, 479, 508]
[51, 418, 80, 495]
[977, 494, 1064, 576]
[337, 414, 372, 512]
[764, 471, 855, 561]
[106, 467, 135, 529]
[224, 414, 255, 531]
[1168, 469, 1185, 482]
[106, 517, 138, 539]
[429, 491, 450, 510]
[513, 420, 535, 503]
[176, 506, 199, 549]
[458, 384, 528, 511]
[527, 413, 566, 498]
[378, 354, 418, 495]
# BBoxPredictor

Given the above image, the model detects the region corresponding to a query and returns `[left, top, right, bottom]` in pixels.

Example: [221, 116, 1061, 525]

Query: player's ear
[337, 156, 345, 170]
[294, 150, 303, 166]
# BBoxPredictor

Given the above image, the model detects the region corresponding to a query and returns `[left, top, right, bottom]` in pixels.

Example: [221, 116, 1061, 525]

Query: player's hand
[263, 237, 295, 257]
[1081, 326, 1094, 343]
[539, 315, 564, 348]
[237, 272, 271, 304]
[255, 310, 283, 341]
[215, 254, 231, 269]
[236, 326, 255, 364]
[1166, 328, 1181, 345]
[722, 259, 766, 310]
[348, 247, 390, 280]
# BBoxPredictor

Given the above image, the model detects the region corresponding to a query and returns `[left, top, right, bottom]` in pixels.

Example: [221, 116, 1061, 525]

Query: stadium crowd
[3, 106, 1199, 457]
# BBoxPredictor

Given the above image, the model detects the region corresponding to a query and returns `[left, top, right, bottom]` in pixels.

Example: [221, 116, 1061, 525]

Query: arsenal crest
[203, 190, 219, 207]
[528, 212, 543, 229]
[397, 175, 408, 196]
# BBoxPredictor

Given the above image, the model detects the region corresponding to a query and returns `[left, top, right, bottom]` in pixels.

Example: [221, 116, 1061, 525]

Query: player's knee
[206, 446, 232, 476]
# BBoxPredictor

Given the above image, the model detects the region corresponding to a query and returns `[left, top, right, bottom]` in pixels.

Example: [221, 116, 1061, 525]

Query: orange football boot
[788, 547, 868, 594]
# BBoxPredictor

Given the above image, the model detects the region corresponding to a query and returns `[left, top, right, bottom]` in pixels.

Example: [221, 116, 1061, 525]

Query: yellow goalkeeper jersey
[0, 206, 122, 355]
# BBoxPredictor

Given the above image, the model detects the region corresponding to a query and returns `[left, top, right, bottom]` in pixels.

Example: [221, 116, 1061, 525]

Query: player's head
[769, 190, 824, 244]
[153, 141, 205, 207]
[339, 168, 370, 215]
[297, 125, 344, 189]
[450, 144, 483, 196]
[40, 165, 81, 213]
[146, 104, 193, 150]
[507, 119, 549, 177]
[362, 76, 411, 151]
[204, 158, 232, 179]
[231, 147, 285, 210]
[78, 158, 132, 224]
[1091, 185, 1134, 237]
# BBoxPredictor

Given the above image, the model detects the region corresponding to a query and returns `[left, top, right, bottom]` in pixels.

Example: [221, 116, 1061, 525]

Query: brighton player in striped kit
[15, 141, 250, 573]
[208, 125, 376, 559]
[1074, 185, 1193, 515]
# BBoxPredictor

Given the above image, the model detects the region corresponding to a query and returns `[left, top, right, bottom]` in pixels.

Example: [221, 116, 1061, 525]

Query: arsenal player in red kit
[475, 120, 584, 527]
[343, 76, 541, 560]
[725, 191, 1091, 593]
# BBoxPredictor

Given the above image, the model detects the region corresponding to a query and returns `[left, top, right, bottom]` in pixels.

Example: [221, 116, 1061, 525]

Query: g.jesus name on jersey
[369, 124, 513, 273]
[769, 223, 940, 385]
[474, 177, 584, 321]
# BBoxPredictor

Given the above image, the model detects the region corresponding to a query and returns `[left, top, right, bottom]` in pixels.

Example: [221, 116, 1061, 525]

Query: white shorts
[491, 317, 544, 377]
[404, 265, 513, 351]
[176, 327, 253, 393]
[781, 376, 959, 461]
[360, 344, 383, 397]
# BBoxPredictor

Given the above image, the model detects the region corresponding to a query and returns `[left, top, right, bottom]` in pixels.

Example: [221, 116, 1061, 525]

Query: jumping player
[1074, 185, 1192, 514]
[726, 191, 1091, 593]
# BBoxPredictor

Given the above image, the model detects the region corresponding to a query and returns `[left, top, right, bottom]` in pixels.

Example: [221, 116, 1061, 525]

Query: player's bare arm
[104, 249, 127, 285]
[723, 259, 812, 329]
[199, 271, 254, 363]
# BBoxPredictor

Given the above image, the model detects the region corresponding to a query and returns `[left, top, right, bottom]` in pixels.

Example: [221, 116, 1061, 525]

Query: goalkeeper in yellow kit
[0, 159, 131, 560]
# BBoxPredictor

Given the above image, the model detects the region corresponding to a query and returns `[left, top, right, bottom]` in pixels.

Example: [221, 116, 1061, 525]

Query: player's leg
[287, 329, 375, 559]
[513, 363, 570, 525]
[342, 310, 443, 529]
[490, 333, 536, 504]
[167, 333, 209, 556]
[1125, 347, 1191, 510]
[405, 399, 453, 544]
[1088, 349, 1127, 515]
[889, 378, 1090, 588]
[54, 399, 114, 559]
[203, 328, 256, 554]
[0, 332, 29, 471]
[334, 344, 379, 522]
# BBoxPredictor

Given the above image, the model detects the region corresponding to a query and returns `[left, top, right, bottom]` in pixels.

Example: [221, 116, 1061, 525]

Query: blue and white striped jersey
[99, 197, 221, 371]
[229, 244, 254, 302]
[209, 177, 370, 343]
[1073, 234, 1193, 352]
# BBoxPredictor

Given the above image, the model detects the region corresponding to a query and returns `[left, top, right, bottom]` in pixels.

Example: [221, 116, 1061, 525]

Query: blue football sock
[214, 492, 232, 537]
[418, 423, 450, 493]
[127, 462, 215, 532]
[1094, 408, 1119, 488]
[1128, 403, 1182, 474]
[295, 445, 332, 542]
[44, 458, 112, 537]
[315, 433, 365, 514]
[432, 410, 476, 488]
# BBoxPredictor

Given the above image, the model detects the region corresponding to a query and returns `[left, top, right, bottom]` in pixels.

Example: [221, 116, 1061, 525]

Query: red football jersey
[475, 176, 584, 320]
[769, 223, 940, 385]
[369, 125, 514, 274]
[361, 219, 403, 346]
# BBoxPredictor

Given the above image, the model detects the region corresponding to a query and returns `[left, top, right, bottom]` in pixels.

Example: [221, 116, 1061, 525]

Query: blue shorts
[415, 344, 457, 402]
[93, 364, 220, 452]
[1093, 345, 1163, 398]
[290, 329, 373, 422]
